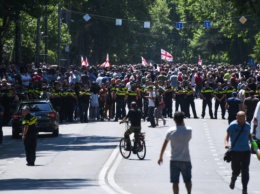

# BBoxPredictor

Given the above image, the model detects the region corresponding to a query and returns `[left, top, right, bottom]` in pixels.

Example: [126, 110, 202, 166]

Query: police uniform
[175, 85, 186, 113]
[22, 107, 37, 166]
[126, 86, 138, 109]
[224, 82, 236, 101]
[114, 85, 126, 121]
[214, 84, 226, 119]
[50, 85, 62, 121]
[78, 86, 91, 123]
[185, 84, 198, 118]
[201, 82, 214, 119]
[163, 83, 174, 118]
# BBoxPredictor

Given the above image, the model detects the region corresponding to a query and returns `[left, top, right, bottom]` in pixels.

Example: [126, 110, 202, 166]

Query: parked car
[12, 99, 59, 139]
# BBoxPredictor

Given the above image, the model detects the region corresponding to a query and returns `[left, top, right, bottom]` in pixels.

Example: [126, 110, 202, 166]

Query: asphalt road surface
[0, 99, 259, 194]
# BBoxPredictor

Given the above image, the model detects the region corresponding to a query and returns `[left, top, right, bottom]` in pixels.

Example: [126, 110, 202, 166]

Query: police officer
[175, 82, 186, 113]
[126, 83, 138, 109]
[21, 106, 37, 166]
[214, 82, 226, 119]
[114, 84, 126, 121]
[185, 82, 199, 118]
[78, 84, 91, 123]
[225, 81, 236, 101]
[201, 81, 214, 119]
[163, 81, 174, 118]
[50, 82, 62, 121]
[66, 84, 77, 122]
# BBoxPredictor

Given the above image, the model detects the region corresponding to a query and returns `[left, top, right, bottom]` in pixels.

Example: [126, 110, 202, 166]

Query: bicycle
[119, 121, 146, 160]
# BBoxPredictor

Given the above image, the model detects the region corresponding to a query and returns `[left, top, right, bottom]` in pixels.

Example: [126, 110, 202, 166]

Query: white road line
[99, 146, 119, 194]
[107, 149, 132, 194]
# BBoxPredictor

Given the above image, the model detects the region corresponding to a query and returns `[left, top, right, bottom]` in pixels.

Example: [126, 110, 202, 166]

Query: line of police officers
[2, 79, 260, 125]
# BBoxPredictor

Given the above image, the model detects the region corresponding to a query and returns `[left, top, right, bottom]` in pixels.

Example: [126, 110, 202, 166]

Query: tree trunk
[15, 10, 22, 65]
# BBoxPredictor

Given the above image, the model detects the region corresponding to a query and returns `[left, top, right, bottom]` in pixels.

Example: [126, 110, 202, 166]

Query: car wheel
[52, 128, 59, 137]
[12, 131, 20, 139]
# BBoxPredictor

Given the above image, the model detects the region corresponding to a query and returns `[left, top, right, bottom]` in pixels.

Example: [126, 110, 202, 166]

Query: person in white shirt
[145, 86, 156, 127]
[96, 72, 105, 87]
[158, 112, 192, 194]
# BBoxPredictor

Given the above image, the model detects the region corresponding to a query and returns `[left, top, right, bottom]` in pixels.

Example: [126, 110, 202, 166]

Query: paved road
[0, 99, 259, 194]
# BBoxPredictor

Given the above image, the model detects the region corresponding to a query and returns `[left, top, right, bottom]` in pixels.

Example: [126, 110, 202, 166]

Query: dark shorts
[170, 161, 192, 183]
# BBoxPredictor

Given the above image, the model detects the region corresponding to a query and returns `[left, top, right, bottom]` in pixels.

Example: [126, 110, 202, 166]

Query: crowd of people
[0, 62, 260, 127]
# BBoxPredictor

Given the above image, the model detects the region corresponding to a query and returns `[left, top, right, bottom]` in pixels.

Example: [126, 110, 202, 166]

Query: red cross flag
[81, 56, 86, 66]
[161, 49, 173, 62]
[141, 56, 148, 66]
[101, 54, 111, 68]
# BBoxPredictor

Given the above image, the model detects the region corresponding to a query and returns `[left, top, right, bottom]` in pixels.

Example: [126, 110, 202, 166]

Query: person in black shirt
[120, 101, 142, 151]
[21, 106, 37, 166]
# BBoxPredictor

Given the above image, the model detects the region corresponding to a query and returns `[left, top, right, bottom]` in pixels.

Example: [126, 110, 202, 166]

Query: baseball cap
[232, 91, 237, 96]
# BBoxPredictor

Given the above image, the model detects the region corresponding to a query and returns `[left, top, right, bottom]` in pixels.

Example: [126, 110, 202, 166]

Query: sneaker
[229, 178, 235, 190]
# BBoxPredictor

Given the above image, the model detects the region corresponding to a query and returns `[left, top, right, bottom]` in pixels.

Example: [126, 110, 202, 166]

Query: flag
[81, 56, 86, 66]
[101, 54, 111, 68]
[198, 56, 202, 65]
[85, 56, 89, 67]
[141, 56, 148, 66]
[161, 49, 173, 62]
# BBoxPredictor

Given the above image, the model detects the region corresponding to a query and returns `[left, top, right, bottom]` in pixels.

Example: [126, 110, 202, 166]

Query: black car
[12, 99, 59, 139]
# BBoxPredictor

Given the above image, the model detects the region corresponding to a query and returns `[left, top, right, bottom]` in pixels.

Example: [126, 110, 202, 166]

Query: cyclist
[120, 101, 142, 152]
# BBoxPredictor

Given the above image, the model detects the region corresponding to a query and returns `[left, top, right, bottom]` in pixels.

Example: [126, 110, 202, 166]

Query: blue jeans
[195, 86, 202, 98]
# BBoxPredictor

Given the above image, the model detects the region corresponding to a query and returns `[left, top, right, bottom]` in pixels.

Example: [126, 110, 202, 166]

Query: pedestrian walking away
[21, 105, 38, 166]
[158, 111, 192, 194]
[225, 92, 243, 124]
[224, 111, 252, 194]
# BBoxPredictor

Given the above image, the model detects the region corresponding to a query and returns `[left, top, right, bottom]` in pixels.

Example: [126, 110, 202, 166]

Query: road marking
[99, 146, 119, 194]
[107, 150, 131, 194]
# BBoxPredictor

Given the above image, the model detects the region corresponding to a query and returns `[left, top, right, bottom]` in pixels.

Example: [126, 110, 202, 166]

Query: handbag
[223, 124, 245, 163]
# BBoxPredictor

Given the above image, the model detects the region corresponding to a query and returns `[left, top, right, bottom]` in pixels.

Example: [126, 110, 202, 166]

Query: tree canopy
[0, 0, 259, 66]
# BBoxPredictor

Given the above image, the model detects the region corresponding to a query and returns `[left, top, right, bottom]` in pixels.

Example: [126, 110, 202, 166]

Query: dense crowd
[1, 61, 260, 126]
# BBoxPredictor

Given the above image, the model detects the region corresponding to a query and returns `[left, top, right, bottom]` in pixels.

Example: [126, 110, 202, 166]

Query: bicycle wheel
[137, 139, 146, 160]
[119, 138, 131, 159]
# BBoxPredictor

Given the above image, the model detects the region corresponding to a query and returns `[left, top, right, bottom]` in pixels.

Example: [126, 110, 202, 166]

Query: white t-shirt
[166, 125, 192, 162]
[148, 91, 156, 107]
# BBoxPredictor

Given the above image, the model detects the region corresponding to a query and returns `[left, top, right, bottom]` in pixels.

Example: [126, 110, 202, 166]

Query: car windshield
[20, 103, 52, 112]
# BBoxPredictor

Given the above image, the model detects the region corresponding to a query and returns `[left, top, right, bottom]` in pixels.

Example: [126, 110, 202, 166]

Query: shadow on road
[0, 178, 95, 190]
[0, 133, 121, 160]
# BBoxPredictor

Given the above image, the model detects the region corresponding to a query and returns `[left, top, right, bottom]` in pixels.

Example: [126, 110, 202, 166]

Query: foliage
[0, 0, 259, 65]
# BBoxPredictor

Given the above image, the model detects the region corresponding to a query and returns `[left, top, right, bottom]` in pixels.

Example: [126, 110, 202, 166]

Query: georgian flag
[161, 49, 173, 62]
[141, 56, 148, 66]
[81, 56, 86, 66]
[101, 53, 111, 68]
